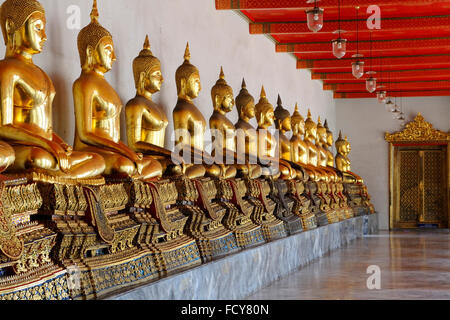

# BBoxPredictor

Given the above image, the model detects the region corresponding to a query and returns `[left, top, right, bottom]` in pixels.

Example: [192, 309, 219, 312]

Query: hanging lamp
[366, 32, 377, 93]
[351, 6, 364, 79]
[306, 0, 324, 32]
[392, 97, 401, 119]
[332, 0, 347, 59]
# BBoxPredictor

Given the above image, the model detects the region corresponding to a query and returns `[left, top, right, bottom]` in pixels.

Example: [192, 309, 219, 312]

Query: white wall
[336, 97, 450, 230]
[0, 0, 336, 151]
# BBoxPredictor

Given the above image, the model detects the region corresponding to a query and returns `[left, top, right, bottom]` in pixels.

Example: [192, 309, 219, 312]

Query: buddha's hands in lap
[47, 140, 71, 172]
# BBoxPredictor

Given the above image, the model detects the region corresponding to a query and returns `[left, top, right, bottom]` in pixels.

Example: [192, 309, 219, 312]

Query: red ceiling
[215, 0, 450, 99]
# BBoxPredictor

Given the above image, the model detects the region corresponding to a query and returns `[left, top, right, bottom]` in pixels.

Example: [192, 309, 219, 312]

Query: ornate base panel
[68, 248, 159, 300]
[215, 179, 265, 249]
[148, 235, 201, 277]
[298, 212, 318, 231]
[175, 177, 239, 262]
[0, 177, 58, 282]
[315, 211, 329, 227]
[268, 179, 303, 236]
[0, 264, 71, 300]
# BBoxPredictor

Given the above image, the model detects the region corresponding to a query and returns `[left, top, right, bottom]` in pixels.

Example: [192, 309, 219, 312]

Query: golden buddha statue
[303, 110, 328, 181]
[290, 104, 316, 180]
[173, 43, 220, 179]
[207, 67, 238, 179]
[274, 95, 303, 180]
[255, 86, 292, 179]
[344, 136, 364, 184]
[335, 131, 358, 184]
[0, 141, 14, 173]
[209, 69, 260, 179]
[323, 120, 335, 167]
[234, 79, 262, 179]
[0, 0, 105, 180]
[125, 35, 181, 176]
[73, 1, 162, 180]
[316, 117, 338, 181]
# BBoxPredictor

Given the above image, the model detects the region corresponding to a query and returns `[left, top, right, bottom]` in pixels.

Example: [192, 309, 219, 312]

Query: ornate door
[386, 113, 449, 230]
[393, 146, 447, 228]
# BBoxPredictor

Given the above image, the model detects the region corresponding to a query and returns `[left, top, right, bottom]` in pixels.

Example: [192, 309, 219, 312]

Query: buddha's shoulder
[0, 58, 36, 73]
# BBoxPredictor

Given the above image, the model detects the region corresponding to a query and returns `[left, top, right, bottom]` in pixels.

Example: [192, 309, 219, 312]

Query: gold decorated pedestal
[242, 178, 288, 242]
[287, 180, 318, 230]
[267, 178, 304, 235]
[216, 179, 265, 249]
[175, 177, 239, 262]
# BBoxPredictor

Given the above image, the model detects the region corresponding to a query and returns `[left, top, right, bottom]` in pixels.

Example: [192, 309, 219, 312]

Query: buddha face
[318, 128, 328, 145]
[11, 12, 47, 55]
[346, 141, 351, 154]
[243, 100, 256, 119]
[281, 116, 292, 132]
[186, 72, 201, 99]
[222, 92, 235, 112]
[25, 12, 46, 53]
[94, 37, 116, 73]
[336, 142, 347, 155]
[145, 68, 164, 93]
[306, 124, 317, 139]
[327, 132, 334, 147]
[262, 106, 275, 128]
[215, 90, 234, 113]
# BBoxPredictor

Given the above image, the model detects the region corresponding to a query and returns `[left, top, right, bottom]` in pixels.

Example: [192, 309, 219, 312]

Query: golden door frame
[385, 113, 450, 229]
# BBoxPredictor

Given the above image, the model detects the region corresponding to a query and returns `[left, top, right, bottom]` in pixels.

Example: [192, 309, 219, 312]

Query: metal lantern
[392, 105, 401, 119]
[306, 2, 324, 33]
[332, 38, 347, 59]
[385, 98, 394, 112]
[366, 77, 377, 93]
[352, 60, 365, 79]
[377, 90, 387, 103]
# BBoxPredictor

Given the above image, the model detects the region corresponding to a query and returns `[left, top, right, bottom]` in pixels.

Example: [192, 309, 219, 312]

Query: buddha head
[77, 0, 115, 73]
[211, 67, 234, 113]
[1, 0, 46, 56]
[335, 131, 347, 156]
[235, 78, 255, 121]
[345, 136, 352, 154]
[133, 35, 163, 97]
[175, 42, 201, 100]
[274, 95, 292, 133]
[304, 109, 317, 141]
[291, 103, 305, 136]
[324, 119, 334, 148]
[316, 116, 328, 146]
[255, 86, 275, 129]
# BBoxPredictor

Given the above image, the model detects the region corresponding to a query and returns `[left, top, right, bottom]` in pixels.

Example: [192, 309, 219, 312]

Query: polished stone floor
[246, 229, 450, 300]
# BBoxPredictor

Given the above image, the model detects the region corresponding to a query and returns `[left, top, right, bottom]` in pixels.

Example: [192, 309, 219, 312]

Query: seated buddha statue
[234, 79, 262, 179]
[73, 1, 162, 180]
[344, 136, 364, 184]
[125, 35, 181, 176]
[0, 0, 105, 180]
[255, 86, 292, 179]
[316, 117, 338, 181]
[274, 95, 304, 180]
[0, 141, 14, 173]
[209, 68, 261, 179]
[335, 131, 358, 184]
[304, 110, 329, 182]
[290, 104, 320, 181]
[323, 120, 335, 168]
[173, 43, 220, 179]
